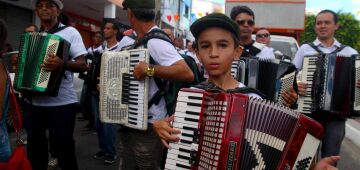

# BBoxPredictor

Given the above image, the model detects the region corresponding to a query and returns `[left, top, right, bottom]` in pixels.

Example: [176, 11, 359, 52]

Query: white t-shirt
[292, 38, 359, 71]
[95, 41, 120, 53]
[118, 36, 135, 50]
[31, 23, 87, 106]
[87, 45, 101, 55]
[138, 26, 183, 123]
[252, 42, 276, 60]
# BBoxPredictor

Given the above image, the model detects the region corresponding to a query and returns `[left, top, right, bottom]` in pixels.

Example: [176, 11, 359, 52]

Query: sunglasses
[236, 19, 255, 26]
[256, 34, 270, 38]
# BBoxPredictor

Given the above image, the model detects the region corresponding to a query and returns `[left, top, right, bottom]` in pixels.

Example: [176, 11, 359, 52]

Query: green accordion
[14, 32, 70, 97]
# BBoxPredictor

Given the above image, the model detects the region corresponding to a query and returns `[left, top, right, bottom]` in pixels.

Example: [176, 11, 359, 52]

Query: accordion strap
[308, 42, 348, 54]
[228, 87, 267, 99]
[40, 22, 68, 34]
[8, 75, 22, 133]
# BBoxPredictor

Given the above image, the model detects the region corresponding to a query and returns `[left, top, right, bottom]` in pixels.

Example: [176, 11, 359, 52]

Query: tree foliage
[300, 11, 360, 52]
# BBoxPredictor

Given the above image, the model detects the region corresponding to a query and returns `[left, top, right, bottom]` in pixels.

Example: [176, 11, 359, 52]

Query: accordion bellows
[232, 58, 297, 105]
[99, 49, 149, 130]
[165, 88, 324, 170]
[14, 32, 69, 96]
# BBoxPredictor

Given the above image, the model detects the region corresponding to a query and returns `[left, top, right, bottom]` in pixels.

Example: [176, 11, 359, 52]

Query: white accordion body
[99, 49, 149, 130]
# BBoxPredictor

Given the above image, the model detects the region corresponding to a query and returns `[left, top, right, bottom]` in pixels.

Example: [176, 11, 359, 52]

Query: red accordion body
[164, 88, 324, 170]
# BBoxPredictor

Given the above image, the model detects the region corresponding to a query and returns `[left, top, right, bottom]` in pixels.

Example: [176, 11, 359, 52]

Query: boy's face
[196, 27, 242, 78]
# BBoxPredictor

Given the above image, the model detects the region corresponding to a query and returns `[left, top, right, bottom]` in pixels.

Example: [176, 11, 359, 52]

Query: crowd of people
[0, 0, 359, 170]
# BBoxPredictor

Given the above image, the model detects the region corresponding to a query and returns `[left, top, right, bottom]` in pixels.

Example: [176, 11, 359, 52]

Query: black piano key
[183, 126, 196, 131]
[128, 121, 137, 125]
[179, 148, 191, 153]
[129, 111, 138, 115]
[178, 155, 190, 160]
[185, 110, 200, 116]
[188, 96, 202, 100]
[184, 117, 198, 122]
[176, 163, 190, 169]
[187, 102, 202, 107]
[182, 133, 194, 138]
[129, 107, 138, 111]
[180, 139, 192, 144]
[129, 117, 137, 121]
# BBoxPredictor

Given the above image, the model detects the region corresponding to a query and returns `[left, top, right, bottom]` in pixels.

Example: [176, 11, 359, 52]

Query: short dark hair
[230, 6, 255, 20]
[316, 9, 338, 24]
[130, 8, 156, 22]
[25, 23, 38, 32]
[0, 19, 7, 51]
[105, 20, 120, 33]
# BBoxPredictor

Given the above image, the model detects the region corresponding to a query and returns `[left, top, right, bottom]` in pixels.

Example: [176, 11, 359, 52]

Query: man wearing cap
[119, 0, 194, 169]
[23, 0, 87, 170]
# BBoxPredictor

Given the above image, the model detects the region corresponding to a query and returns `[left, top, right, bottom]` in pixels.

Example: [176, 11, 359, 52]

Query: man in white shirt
[24, 1, 87, 169]
[91, 19, 119, 165]
[293, 9, 359, 165]
[119, 0, 194, 169]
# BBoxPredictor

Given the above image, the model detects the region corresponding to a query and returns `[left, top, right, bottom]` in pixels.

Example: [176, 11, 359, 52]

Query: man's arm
[133, 38, 194, 82]
[133, 60, 194, 82]
[66, 55, 87, 72]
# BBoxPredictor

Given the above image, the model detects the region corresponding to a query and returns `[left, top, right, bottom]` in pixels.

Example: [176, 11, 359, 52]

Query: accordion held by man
[165, 88, 324, 170]
[232, 58, 297, 105]
[79, 52, 102, 94]
[297, 54, 360, 117]
[14, 32, 70, 96]
[99, 49, 149, 130]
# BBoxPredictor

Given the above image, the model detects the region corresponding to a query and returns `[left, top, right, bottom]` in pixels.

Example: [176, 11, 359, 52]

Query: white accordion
[99, 49, 150, 130]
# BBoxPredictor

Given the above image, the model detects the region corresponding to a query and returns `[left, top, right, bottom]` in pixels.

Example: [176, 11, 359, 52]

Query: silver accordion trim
[99, 49, 149, 130]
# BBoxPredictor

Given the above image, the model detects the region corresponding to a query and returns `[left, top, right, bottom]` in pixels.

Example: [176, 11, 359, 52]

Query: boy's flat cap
[190, 13, 240, 40]
[122, 0, 155, 9]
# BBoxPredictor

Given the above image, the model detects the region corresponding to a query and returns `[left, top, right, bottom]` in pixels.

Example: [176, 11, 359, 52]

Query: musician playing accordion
[117, 0, 194, 169]
[229, 5, 299, 107]
[293, 9, 359, 166]
[21, 1, 88, 170]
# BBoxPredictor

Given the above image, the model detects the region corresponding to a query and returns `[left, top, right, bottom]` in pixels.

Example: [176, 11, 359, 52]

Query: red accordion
[165, 88, 324, 170]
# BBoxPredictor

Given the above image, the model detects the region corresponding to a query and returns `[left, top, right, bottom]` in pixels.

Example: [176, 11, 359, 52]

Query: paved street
[9, 114, 360, 170]
[73, 115, 360, 170]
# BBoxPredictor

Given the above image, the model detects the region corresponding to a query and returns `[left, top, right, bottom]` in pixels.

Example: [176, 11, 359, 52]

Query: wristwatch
[146, 65, 155, 77]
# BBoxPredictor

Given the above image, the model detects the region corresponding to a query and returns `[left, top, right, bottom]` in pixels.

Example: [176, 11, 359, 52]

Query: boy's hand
[153, 115, 181, 149]
[41, 54, 64, 71]
[297, 82, 307, 96]
[313, 156, 340, 170]
[133, 61, 148, 80]
[281, 87, 298, 107]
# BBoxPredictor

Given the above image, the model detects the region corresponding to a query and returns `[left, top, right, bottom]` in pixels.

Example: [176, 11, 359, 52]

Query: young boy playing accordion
[153, 13, 340, 170]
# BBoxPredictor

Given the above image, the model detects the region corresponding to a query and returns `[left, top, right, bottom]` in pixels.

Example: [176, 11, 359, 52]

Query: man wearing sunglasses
[230, 6, 275, 59]
[256, 27, 285, 58]
[230, 5, 297, 108]
[255, 28, 271, 46]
